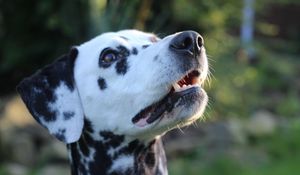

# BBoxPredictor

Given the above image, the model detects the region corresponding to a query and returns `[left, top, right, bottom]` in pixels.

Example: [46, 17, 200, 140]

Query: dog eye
[101, 50, 118, 64]
[103, 53, 116, 63]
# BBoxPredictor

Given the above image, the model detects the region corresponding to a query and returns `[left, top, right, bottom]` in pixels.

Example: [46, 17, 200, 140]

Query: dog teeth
[173, 81, 202, 92]
[173, 83, 181, 91]
[180, 85, 189, 91]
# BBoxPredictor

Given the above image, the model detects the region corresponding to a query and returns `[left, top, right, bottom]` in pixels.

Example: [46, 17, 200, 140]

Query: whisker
[192, 121, 199, 128]
[177, 124, 185, 134]
[207, 56, 216, 63]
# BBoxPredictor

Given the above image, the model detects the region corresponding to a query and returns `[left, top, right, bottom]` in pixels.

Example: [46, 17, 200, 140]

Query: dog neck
[66, 120, 168, 175]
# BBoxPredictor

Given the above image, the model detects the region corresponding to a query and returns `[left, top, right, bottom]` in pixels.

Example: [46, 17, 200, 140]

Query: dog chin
[132, 87, 208, 140]
[157, 87, 207, 127]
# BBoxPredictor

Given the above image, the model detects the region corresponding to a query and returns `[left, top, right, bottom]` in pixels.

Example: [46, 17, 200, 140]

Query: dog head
[17, 30, 208, 143]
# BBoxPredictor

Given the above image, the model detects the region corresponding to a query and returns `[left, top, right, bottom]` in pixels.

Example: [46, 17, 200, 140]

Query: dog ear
[17, 48, 84, 143]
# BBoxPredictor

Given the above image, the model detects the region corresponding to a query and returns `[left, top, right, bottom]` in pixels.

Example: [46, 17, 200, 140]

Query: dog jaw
[73, 30, 208, 140]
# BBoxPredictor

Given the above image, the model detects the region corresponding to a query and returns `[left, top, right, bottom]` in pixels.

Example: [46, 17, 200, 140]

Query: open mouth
[132, 70, 203, 127]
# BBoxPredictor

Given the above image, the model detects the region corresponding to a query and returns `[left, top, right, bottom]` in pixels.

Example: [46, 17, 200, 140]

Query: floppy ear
[17, 48, 84, 143]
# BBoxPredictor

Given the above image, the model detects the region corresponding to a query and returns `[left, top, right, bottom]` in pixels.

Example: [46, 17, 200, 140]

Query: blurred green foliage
[206, 38, 300, 119]
[0, 0, 90, 94]
[169, 120, 300, 175]
[0, 168, 8, 175]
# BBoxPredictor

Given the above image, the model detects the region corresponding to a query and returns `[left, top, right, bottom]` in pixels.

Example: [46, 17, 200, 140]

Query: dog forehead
[78, 30, 155, 51]
[116, 29, 157, 42]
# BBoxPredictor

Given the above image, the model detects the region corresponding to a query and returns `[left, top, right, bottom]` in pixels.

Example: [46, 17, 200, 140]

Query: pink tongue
[135, 115, 150, 127]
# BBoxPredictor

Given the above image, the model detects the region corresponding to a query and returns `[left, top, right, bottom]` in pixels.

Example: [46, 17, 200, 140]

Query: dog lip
[132, 86, 200, 126]
[132, 69, 204, 127]
[146, 86, 200, 124]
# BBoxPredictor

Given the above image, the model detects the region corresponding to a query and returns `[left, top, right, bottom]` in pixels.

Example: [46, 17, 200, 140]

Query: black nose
[170, 31, 203, 56]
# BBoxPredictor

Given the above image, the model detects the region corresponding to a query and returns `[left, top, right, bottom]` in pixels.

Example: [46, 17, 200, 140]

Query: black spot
[144, 140, 157, 168]
[78, 134, 90, 156]
[110, 171, 119, 175]
[153, 55, 159, 61]
[132, 47, 138, 55]
[118, 139, 143, 156]
[84, 131, 95, 145]
[16, 48, 78, 123]
[142, 45, 150, 49]
[99, 131, 115, 140]
[63, 111, 75, 120]
[116, 46, 130, 57]
[84, 118, 94, 133]
[97, 77, 107, 90]
[54, 129, 66, 142]
[115, 58, 128, 75]
[88, 141, 112, 175]
[125, 168, 133, 175]
[17, 78, 58, 123]
[100, 131, 124, 148]
[145, 152, 156, 168]
[69, 47, 79, 61]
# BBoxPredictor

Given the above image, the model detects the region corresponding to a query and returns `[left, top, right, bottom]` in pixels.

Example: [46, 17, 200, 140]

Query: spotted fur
[17, 48, 84, 143]
[66, 119, 167, 175]
[17, 30, 209, 175]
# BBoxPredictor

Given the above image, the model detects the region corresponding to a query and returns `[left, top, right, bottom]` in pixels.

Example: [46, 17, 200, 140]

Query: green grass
[168, 124, 300, 175]
[0, 167, 9, 175]
[169, 152, 300, 175]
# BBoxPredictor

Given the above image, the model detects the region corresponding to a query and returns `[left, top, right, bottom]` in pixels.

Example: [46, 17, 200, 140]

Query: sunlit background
[0, 0, 300, 175]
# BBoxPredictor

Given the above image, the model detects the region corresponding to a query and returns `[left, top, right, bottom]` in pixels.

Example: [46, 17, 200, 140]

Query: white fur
[40, 82, 84, 143]
[108, 155, 134, 173]
[72, 30, 208, 140]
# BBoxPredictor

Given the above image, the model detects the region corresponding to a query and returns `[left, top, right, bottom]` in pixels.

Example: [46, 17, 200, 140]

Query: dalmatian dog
[17, 30, 208, 175]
